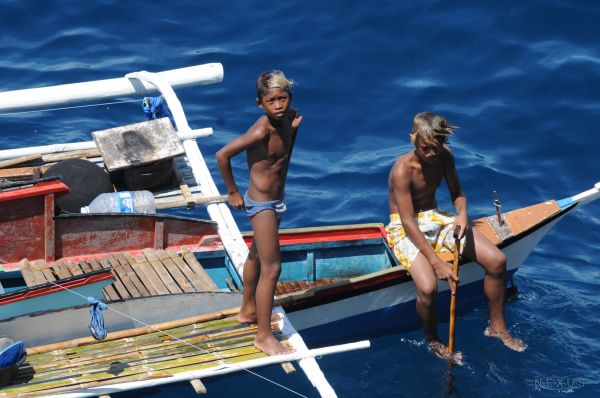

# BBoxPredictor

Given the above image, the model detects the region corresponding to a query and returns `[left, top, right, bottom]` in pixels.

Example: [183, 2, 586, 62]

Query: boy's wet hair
[256, 70, 294, 100]
[410, 112, 457, 145]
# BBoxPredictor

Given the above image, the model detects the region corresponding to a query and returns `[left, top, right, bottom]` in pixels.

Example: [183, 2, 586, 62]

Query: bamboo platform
[18, 247, 219, 302]
[0, 310, 284, 397]
[0, 307, 369, 398]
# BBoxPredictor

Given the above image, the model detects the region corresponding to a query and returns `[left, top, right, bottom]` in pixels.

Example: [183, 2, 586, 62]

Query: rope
[0, 99, 139, 117]
[86, 297, 108, 340]
[42, 279, 308, 397]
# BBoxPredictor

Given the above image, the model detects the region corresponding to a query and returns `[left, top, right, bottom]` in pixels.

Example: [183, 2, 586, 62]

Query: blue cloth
[87, 296, 109, 340]
[0, 341, 25, 369]
[142, 96, 173, 124]
[244, 191, 286, 220]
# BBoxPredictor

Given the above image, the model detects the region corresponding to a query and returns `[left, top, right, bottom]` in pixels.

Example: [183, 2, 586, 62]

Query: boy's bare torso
[388, 149, 450, 214]
[247, 110, 297, 201]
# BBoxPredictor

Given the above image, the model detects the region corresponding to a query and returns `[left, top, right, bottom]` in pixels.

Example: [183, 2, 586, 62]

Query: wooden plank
[154, 250, 195, 293]
[65, 261, 84, 276]
[44, 193, 55, 262]
[0, 165, 50, 179]
[84, 259, 119, 301]
[281, 362, 296, 374]
[114, 253, 151, 296]
[31, 260, 57, 282]
[52, 260, 72, 279]
[154, 220, 164, 250]
[173, 164, 196, 208]
[181, 247, 219, 291]
[155, 194, 228, 209]
[42, 148, 101, 163]
[142, 248, 183, 294]
[89, 258, 103, 271]
[0, 154, 42, 169]
[166, 249, 212, 292]
[92, 118, 183, 171]
[19, 259, 37, 287]
[106, 254, 138, 298]
[99, 257, 131, 300]
[190, 379, 207, 394]
[80, 261, 94, 273]
[122, 253, 161, 296]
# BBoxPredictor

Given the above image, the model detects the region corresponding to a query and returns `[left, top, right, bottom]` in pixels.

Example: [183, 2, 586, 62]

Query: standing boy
[386, 112, 525, 360]
[216, 71, 302, 355]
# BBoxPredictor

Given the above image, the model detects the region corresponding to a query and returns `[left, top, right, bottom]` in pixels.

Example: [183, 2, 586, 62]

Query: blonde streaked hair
[409, 112, 457, 145]
[256, 70, 294, 100]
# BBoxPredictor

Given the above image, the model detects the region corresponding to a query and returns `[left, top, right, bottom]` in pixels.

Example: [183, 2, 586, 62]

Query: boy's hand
[227, 191, 245, 210]
[431, 257, 459, 294]
[292, 113, 303, 131]
[454, 214, 468, 239]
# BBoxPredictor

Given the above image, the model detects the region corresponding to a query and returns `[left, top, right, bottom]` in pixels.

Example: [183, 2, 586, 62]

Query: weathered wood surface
[92, 118, 184, 171]
[17, 249, 219, 300]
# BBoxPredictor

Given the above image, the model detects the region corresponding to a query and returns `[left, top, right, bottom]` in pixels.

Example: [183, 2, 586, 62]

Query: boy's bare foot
[484, 327, 527, 352]
[426, 340, 463, 365]
[237, 311, 282, 324]
[254, 335, 295, 356]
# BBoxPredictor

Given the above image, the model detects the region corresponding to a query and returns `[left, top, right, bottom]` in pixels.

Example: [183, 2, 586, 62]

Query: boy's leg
[410, 253, 439, 341]
[250, 210, 293, 355]
[411, 253, 462, 362]
[237, 239, 260, 323]
[461, 227, 526, 351]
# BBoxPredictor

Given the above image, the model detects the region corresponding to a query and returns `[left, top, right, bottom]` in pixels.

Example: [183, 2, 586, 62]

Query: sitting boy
[386, 112, 526, 359]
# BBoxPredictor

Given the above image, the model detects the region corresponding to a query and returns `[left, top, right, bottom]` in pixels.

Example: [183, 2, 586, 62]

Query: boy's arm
[216, 120, 268, 209]
[442, 146, 468, 238]
[392, 165, 458, 287]
[284, 109, 303, 179]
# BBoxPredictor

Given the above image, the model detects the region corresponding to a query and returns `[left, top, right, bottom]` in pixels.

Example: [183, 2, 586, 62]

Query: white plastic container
[81, 191, 156, 214]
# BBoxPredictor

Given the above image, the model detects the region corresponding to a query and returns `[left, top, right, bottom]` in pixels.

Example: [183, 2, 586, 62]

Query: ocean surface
[1, 1, 600, 396]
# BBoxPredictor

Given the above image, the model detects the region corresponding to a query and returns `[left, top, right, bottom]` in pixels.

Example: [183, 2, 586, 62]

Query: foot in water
[237, 311, 282, 324]
[254, 334, 295, 356]
[484, 327, 527, 352]
[426, 340, 463, 365]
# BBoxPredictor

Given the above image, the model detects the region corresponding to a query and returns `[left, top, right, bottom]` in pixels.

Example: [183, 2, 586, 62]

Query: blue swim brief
[244, 191, 286, 219]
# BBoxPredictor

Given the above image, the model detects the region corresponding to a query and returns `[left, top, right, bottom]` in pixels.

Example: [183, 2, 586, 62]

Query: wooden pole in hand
[448, 225, 462, 354]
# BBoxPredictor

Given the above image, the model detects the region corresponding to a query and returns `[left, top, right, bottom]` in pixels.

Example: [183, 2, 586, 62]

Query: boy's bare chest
[411, 166, 444, 195]
[264, 128, 293, 160]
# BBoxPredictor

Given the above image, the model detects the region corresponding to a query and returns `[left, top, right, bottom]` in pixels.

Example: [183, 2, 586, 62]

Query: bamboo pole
[27, 307, 240, 355]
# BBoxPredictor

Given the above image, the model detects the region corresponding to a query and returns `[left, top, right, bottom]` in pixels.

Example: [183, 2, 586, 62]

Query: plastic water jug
[81, 191, 156, 214]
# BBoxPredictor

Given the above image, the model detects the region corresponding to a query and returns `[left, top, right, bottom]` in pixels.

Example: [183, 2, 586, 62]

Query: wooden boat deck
[18, 247, 219, 302]
[0, 311, 289, 397]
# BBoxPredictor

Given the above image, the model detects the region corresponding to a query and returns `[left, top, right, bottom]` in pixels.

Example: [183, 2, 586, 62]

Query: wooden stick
[448, 225, 462, 353]
[155, 194, 228, 209]
[0, 154, 42, 169]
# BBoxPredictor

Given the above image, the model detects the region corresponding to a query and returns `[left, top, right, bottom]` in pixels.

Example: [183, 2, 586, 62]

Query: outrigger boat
[1, 63, 599, 350]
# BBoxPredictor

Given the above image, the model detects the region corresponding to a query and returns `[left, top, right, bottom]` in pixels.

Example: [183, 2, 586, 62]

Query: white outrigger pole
[0, 64, 361, 397]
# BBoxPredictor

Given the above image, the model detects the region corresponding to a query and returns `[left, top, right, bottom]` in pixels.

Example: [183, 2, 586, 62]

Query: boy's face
[258, 87, 291, 120]
[414, 137, 443, 163]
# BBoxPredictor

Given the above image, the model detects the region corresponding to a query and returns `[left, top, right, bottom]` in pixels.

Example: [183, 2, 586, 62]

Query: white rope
[38, 278, 309, 398]
[0, 99, 140, 117]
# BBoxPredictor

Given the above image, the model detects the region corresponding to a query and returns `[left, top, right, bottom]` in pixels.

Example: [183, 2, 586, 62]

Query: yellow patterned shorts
[385, 210, 465, 272]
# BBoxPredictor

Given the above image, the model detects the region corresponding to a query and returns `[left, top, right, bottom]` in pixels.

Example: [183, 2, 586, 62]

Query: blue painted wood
[1, 280, 111, 320]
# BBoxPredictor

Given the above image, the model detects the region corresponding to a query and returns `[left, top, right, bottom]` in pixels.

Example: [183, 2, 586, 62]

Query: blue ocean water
[1, 0, 600, 396]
